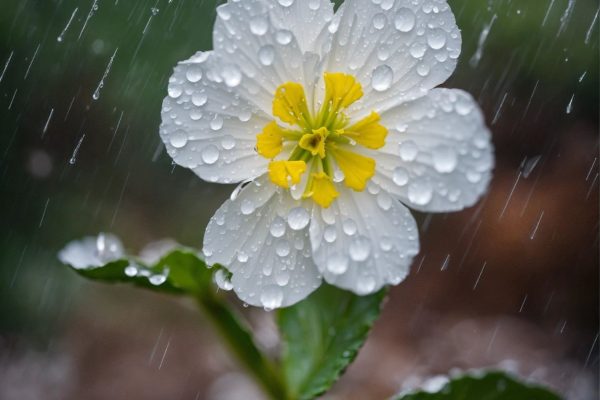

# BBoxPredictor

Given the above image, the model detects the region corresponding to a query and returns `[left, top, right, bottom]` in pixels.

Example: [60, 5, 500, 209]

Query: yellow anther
[268, 160, 307, 189]
[272, 82, 311, 126]
[324, 72, 363, 112]
[299, 127, 328, 159]
[257, 122, 286, 159]
[342, 112, 387, 150]
[328, 144, 375, 191]
[304, 172, 339, 208]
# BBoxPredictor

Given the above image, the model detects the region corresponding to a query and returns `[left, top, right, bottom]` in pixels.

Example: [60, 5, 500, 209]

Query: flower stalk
[196, 293, 288, 400]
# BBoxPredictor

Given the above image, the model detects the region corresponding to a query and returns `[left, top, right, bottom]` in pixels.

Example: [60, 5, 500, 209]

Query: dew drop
[327, 254, 349, 275]
[249, 16, 269, 36]
[168, 85, 182, 98]
[270, 217, 286, 238]
[371, 65, 394, 92]
[222, 65, 242, 87]
[372, 13, 386, 30]
[240, 199, 255, 215]
[324, 225, 337, 243]
[258, 45, 275, 66]
[432, 145, 458, 173]
[185, 66, 202, 83]
[149, 273, 167, 286]
[169, 130, 188, 149]
[288, 207, 310, 231]
[357, 276, 376, 294]
[349, 235, 371, 262]
[409, 42, 427, 58]
[393, 167, 409, 186]
[215, 269, 233, 291]
[377, 192, 393, 210]
[342, 219, 357, 236]
[427, 28, 447, 50]
[124, 265, 138, 277]
[394, 8, 416, 32]
[192, 92, 208, 107]
[201, 145, 219, 165]
[408, 181, 433, 205]
[275, 29, 293, 45]
[261, 286, 284, 310]
[399, 141, 419, 161]
[276, 240, 291, 257]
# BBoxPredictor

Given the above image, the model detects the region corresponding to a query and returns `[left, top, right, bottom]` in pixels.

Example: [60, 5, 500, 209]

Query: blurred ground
[0, 0, 598, 399]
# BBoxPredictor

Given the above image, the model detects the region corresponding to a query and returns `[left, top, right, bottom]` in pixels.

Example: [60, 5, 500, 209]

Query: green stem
[197, 294, 288, 400]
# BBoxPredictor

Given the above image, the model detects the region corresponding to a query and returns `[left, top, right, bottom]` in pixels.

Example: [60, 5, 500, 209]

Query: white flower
[160, 0, 494, 309]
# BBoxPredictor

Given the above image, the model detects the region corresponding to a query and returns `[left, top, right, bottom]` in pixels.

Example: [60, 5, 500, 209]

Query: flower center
[256, 72, 388, 208]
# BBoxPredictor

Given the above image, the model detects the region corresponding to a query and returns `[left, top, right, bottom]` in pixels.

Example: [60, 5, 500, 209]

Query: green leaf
[67, 249, 213, 295]
[63, 246, 287, 399]
[278, 284, 387, 400]
[394, 371, 562, 400]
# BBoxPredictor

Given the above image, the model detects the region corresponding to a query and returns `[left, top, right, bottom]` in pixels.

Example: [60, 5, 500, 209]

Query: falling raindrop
[93, 48, 119, 100]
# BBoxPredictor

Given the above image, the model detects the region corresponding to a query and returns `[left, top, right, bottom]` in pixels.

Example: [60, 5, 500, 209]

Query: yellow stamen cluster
[256, 72, 387, 208]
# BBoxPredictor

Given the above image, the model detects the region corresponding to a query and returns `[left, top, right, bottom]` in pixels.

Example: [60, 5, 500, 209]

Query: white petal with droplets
[373, 88, 494, 212]
[213, 0, 324, 114]
[160, 51, 271, 184]
[324, 0, 461, 116]
[203, 177, 322, 308]
[309, 186, 419, 295]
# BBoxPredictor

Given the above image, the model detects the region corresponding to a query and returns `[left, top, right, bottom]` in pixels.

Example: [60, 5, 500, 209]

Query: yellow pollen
[256, 72, 388, 207]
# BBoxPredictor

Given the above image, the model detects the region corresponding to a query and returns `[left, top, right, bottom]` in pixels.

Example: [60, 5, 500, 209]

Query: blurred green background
[0, 0, 598, 399]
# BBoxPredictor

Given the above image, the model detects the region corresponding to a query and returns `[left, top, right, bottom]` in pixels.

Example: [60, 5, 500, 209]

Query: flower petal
[373, 88, 494, 212]
[325, 0, 461, 115]
[309, 186, 419, 295]
[203, 177, 322, 308]
[160, 51, 271, 184]
[213, 0, 322, 115]
[266, 0, 334, 55]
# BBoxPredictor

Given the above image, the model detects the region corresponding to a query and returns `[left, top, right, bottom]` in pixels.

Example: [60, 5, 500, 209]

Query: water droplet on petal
[399, 141, 419, 162]
[249, 16, 269, 36]
[408, 181, 433, 206]
[394, 8, 416, 32]
[371, 65, 394, 92]
[258, 45, 275, 66]
[261, 286, 283, 310]
[201, 145, 220, 165]
[342, 219, 357, 236]
[427, 28, 447, 50]
[349, 235, 371, 262]
[169, 130, 188, 148]
[287, 207, 310, 231]
[327, 254, 348, 275]
[215, 269, 233, 291]
[185, 66, 202, 83]
[432, 145, 458, 173]
[270, 216, 286, 237]
[393, 167, 409, 186]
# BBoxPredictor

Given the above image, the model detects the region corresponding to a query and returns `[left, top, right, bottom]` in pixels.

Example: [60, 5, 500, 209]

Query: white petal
[160, 51, 271, 184]
[325, 0, 461, 115]
[58, 233, 124, 269]
[265, 0, 334, 55]
[213, 0, 325, 114]
[309, 186, 419, 295]
[374, 88, 494, 212]
[203, 177, 321, 308]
